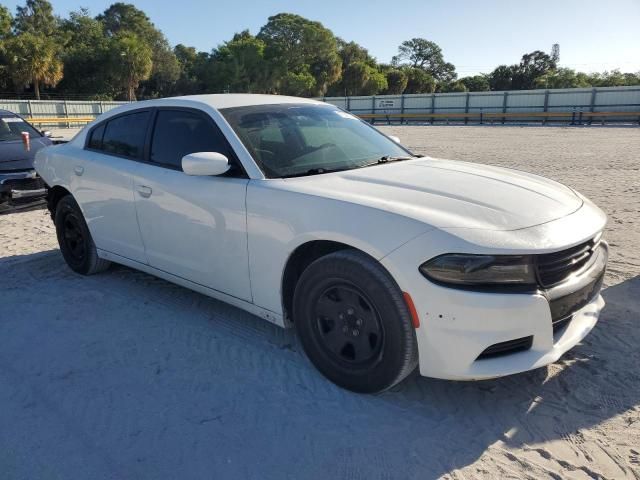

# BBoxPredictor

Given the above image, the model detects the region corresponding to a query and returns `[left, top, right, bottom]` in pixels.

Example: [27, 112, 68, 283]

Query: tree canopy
[0, 2, 637, 100]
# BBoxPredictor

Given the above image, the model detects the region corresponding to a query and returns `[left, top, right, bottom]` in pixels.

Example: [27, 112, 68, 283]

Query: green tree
[57, 9, 113, 97]
[459, 75, 490, 91]
[280, 71, 315, 96]
[384, 69, 408, 94]
[99, 3, 179, 97]
[207, 30, 270, 93]
[488, 65, 516, 91]
[392, 38, 456, 82]
[108, 32, 152, 100]
[257, 13, 341, 95]
[533, 68, 591, 89]
[361, 68, 387, 95]
[337, 40, 375, 68]
[512, 50, 557, 89]
[0, 6, 13, 88]
[5, 32, 63, 99]
[0, 5, 12, 39]
[14, 0, 58, 36]
[437, 80, 467, 93]
[327, 40, 379, 96]
[403, 67, 436, 94]
[173, 44, 209, 95]
[587, 70, 640, 87]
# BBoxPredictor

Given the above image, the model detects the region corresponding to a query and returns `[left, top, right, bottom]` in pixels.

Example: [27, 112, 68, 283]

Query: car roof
[0, 109, 18, 116]
[159, 94, 324, 110]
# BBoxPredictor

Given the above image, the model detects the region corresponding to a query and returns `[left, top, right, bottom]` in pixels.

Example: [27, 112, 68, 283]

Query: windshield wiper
[280, 154, 421, 178]
[356, 155, 415, 169]
[281, 167, 351, 178]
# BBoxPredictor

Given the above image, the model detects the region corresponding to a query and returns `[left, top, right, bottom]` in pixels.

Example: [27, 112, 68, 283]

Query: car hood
[0, 137, 52, 171]
[279, 157, 583, 231]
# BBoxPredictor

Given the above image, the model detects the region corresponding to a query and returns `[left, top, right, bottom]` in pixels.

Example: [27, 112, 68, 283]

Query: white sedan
[35, 94, 608, 393]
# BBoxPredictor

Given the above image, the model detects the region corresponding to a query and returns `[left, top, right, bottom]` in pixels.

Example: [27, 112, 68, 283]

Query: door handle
[137, 185, 152, 198]
[74, 166, 84, 176]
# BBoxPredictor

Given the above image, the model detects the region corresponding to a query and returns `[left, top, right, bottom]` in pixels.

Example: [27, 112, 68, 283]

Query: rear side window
[101, 111, 150, 159]
[150, 110, 231, 169]
[87, 123, 105, 150]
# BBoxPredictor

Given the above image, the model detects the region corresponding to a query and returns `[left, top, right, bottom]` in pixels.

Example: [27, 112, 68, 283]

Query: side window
[102, 111, 150, 159]
[150, 110, 231, 170]
[87, 123, 105, 150]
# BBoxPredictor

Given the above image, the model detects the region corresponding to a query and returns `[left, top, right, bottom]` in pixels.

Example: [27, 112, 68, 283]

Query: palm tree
[110, 33, 153, 101]
[6, 32, 63, 99]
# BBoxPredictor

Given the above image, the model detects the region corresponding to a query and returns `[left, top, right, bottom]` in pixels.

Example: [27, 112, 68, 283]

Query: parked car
[34, 95, 608, 393]
[0, 109, 53, 214]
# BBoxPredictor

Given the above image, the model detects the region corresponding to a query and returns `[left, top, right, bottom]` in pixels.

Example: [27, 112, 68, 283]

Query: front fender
[246, 181, 431, 314]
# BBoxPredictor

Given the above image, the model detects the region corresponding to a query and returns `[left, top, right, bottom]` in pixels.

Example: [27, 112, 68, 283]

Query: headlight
[419, 254, 536, 287]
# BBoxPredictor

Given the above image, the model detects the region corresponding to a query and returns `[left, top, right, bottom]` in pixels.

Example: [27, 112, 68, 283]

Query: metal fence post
[346, 96, 351, 112]
[63, 100, 69, 128]
[588, 88, 597, 125]
[430, 93, 435, 125]
[371, 96, 376, 124]
[502, 91, 508, 124]
[464, 92, 470, 125]
[543, 90, 549, 125]
[27, 100, 33, 120]
[400, 95, 405, 125]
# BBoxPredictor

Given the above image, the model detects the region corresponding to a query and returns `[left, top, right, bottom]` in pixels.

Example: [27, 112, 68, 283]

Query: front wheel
[54, 195, 111, 275]
[293, 250, 418, 393]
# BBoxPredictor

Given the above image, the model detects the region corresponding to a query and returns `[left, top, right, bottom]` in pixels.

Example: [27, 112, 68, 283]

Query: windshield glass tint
[0, 116, 40, 141]
[220, 104, 410, 178]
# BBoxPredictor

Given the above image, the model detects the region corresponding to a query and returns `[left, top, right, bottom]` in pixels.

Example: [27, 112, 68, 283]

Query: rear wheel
[293, 250, 418, 393]
[54, 195, 111, 275]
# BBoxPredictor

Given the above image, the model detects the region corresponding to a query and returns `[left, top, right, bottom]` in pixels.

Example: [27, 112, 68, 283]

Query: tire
[293, 250, 418, 393]
[54, 195, 111, 275]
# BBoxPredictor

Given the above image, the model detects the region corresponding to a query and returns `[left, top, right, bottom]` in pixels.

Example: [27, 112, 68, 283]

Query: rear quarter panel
[34, 143, 79, 192]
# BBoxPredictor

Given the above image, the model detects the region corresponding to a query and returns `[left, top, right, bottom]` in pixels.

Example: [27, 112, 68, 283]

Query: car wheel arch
[280, 239, 395, 325]
[47, 185, 72, 219]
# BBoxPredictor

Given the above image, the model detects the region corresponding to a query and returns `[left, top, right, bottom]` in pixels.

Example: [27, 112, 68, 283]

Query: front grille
[1, 177, 45, 191]
[536, 239, 598, 287]
[477, 336, 533, 360]
[549, 273, 604, 322]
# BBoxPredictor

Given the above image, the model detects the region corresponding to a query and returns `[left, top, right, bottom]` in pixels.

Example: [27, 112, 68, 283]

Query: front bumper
[381, 208, 608, 380]
[0, 170, 48, 214]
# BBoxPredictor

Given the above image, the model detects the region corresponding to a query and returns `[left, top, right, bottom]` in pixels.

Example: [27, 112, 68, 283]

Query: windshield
[220, 103, 412, 178]
[0, 115, 40, 142]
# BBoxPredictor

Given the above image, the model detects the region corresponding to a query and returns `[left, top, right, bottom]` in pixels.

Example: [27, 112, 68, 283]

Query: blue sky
[5, 0, 640, 76]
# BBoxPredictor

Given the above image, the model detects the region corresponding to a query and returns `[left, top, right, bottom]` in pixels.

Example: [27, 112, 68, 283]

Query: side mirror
[182, 152, 230, 176]
[388, 135, 401, 144]
[42, 130, 52, 137]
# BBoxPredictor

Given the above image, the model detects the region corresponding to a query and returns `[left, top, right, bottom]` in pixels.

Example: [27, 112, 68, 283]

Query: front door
[131, 108, 252, 301]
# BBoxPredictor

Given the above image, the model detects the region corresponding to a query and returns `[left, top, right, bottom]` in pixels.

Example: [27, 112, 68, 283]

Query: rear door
[73, 110, 151, 263]
[130, 108, 252, 301]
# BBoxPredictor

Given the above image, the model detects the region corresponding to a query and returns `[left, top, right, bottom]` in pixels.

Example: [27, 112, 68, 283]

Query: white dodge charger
[35, 94, 608, 393]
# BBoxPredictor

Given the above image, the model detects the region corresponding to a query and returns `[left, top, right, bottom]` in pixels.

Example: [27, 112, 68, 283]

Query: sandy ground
[1, 125, 639, 479]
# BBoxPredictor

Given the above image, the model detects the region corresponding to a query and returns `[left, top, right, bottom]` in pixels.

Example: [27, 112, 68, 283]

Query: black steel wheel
[61, 212, 86, 265]
[293, 250, 418, 393]
[314, 283, 384, 367]
[54, 195, 111, 275]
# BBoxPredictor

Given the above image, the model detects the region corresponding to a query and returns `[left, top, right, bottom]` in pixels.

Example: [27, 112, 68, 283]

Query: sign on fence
[377, 98, 399, 110]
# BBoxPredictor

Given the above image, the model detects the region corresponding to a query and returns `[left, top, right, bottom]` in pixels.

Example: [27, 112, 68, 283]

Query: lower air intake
[477, 335, 534, 360]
